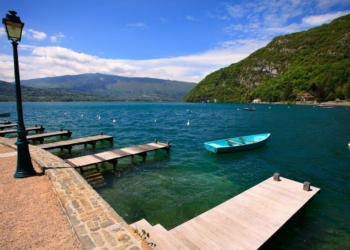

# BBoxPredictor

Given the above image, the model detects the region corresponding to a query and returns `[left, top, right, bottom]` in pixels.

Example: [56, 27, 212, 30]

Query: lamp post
[2, 10, 36, 178]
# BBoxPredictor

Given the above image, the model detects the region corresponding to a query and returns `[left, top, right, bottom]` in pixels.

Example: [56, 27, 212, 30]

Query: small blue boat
[204, 133, 271, 154]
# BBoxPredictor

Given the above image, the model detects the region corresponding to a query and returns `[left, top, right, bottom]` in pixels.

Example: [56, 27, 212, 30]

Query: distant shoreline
[257, 101, 350, 107]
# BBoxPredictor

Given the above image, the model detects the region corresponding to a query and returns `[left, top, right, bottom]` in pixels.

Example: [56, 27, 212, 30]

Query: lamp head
[2, 10, 24, 42]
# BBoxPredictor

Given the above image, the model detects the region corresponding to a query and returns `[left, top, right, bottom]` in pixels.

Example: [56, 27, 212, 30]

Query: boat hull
[204, 133, 270, 154]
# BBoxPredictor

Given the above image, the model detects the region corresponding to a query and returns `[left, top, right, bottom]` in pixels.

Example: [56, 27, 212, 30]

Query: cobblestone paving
[0, 137, 150, 250]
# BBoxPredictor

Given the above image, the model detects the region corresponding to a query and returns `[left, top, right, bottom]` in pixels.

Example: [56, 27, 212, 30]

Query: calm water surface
[1, 102, 350, 249]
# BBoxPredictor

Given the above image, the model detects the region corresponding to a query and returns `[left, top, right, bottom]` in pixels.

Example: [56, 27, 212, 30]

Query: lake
[1, 101, 350, 249]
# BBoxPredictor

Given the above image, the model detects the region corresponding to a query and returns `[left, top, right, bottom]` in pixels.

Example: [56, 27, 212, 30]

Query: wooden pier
[27, 129, 72, 143]
[65, 140, 171, 176]
[37, 134, 113, 153]
[131, 174, 320, 250]
[0, 123, 17, 130]
[0, 125, 45, 137]
[0, 120, 12, 125]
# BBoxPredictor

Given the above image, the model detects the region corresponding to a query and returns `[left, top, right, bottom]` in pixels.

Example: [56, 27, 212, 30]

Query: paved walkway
[0, 151, 17, 157]
[0, 137, 150, 250]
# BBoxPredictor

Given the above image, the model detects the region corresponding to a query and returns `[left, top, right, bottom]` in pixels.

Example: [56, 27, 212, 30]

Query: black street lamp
[2, 10, 36, 178]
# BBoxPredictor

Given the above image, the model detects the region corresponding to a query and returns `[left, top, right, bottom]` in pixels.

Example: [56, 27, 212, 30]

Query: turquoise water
[1, 102, 350, 249]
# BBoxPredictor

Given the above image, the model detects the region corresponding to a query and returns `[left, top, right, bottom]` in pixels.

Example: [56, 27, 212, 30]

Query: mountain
[0, 80, 100, 102]
[19, 73, 196, 101]
[183, 14, 350, 103]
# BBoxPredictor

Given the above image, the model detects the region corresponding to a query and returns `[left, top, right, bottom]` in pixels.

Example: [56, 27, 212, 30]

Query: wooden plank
[153, 224, 190, 250]
[38, 135, 113, 150]
[66, 155, 101, 166]
[64, 141, 171, 169]
[168, 175, 320, 249]
[27, 130, 71, 141]
[0, 123, 17, 130]
[0, 126, 45, 136]
[184, 216, 241, 249]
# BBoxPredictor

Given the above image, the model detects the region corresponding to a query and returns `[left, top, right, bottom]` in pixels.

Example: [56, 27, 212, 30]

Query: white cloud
[317, 0, 350, 10]
[226, 4, 246, 18]
[186, 15, 199, 22]
[302, 11, 350, 26]
[0, 27, 5, 37]
[0, 40, 267, 83]
[25, 29, 47, 40]
[51, 32, 66, 43]
[124, 23, 148, 32]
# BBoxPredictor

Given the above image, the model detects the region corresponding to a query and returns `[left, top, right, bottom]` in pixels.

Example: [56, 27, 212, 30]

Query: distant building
[301, 93, 314, 101]
[253, 98, 261, 103]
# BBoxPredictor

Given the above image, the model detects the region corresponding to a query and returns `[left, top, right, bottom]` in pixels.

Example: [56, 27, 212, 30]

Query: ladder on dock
[36, 134, 113, 153]
[131, 174, 320, 250]
[65, 140, 171, 176]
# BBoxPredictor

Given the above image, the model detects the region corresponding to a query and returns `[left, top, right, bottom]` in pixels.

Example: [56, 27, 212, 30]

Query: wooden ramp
[0, 125, 45, 137]
[27, 129, 72, 143]
[36, 134, 113, 152]
[65, 140, 171, 176]
[131, 174, 320, 250]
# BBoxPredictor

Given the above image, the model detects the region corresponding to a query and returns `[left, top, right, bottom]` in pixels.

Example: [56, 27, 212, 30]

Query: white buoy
[187, 121, 190, 126]
[348, 142, 350, 147]
[154, 119, 157, 122]
[113, 119, 116, 123]
[81, 114, 83, 117]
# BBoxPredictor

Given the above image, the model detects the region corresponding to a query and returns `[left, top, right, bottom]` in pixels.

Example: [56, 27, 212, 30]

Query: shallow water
[1, 102, 350, 249]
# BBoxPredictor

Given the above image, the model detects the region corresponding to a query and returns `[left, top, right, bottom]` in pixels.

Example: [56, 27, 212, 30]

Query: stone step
[130, 219, 178, 250]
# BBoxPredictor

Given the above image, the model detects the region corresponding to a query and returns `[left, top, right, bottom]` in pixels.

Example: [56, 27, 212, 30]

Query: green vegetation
[183, 14, 350, 103]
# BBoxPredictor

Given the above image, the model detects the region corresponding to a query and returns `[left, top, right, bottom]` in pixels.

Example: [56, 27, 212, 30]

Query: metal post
[12, 41, 36, 178]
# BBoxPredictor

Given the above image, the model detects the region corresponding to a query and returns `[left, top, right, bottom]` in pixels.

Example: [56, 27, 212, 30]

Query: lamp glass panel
[5, 20, 23, 39]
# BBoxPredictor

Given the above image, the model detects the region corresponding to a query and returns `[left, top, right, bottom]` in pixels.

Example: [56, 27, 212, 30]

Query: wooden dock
[0, 120, 12, 125]
[0, 123, 17, 130]
[0, 125, 45, 137]
[131, 174, 320, 250]
[37, 134, 113, 153]
[65, 140, 171, 176]
[27, 129, 72, 143]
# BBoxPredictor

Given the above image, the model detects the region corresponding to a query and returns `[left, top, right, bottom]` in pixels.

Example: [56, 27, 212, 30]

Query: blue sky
[1, 0, 350, 83]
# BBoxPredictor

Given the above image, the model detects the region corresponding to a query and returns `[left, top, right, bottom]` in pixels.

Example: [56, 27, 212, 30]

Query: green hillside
[183, 14, 350, 103]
